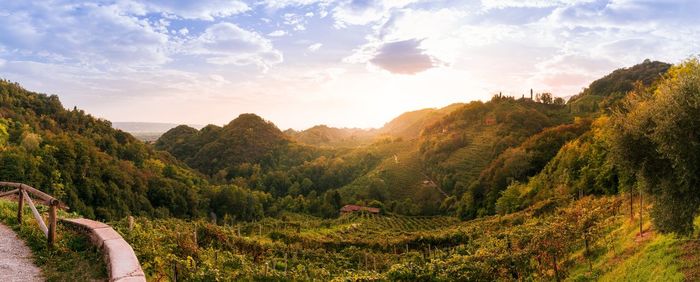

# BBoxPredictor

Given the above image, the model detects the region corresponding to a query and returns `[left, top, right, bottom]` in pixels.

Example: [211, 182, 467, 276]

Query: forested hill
[376, 103, 465, 139]
[5, 55, 699, 280]
[284, 125, 376, 147]
[0, 58, 679, 224]
[282, 103, 464, 148]
[149, 59, 675, 219]
[155, 113, 291, 175]
[568, 60, 671, 113]
[0, 80, 205, 220]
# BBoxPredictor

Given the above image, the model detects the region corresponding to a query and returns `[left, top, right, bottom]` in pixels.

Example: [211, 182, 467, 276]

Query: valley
[2, 59, 700, 280]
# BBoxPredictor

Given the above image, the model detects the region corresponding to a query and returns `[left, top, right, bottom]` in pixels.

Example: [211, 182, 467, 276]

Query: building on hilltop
[340, 204, 380, 215]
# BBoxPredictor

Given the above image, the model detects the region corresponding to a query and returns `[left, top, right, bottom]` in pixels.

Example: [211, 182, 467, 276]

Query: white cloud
[331, 0, 419, 28]
[123, 0, 250, 21]
[0, 2, 171, 67]
[480, 0, 596, 10]
[186, 22, 283, 69]
[283, 13, 308, 31]
[259, 0, 329, 9]
[268, 30, 288, 37]
[307, 43, 323, 52]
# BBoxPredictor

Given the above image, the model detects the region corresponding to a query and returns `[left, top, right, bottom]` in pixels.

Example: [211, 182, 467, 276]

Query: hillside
[376, 103, 464, 140]
[568, 60, 671, 114]
[3, 59, 700, 281]
[112, 122, 204, 142]
[285, 125, 376, 147]
[283, 103, 464, 148]
[0, 80, 205, 220]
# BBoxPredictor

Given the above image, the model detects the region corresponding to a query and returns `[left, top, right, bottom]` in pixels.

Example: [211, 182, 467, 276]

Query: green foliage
[598, 234, 684, 282]
[568, 59, 671, 114]
[286, 125, 376, 147]
[498, 116, 623, 215]
[0, 80, 208, 220]
[377, 103, 464, 140]
[0, 200, 107, 281]
[474, 118, 592, 215]
[609, 58, 700, 235]
[0, 118, 9, 147]
[419, 98, 571, 219]
[157, 114, 291, 176]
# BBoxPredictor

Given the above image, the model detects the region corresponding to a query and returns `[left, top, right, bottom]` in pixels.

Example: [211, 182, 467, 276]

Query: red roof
[340, 204, 380, 214]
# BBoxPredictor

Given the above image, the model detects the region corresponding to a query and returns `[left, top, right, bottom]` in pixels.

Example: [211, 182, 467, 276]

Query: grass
[599, 233, 684, 282]
[567, 204, 689, 282]
[0, 199, 107, 282]
[442, 126, 499, 187]
[339, 139, 442, 205]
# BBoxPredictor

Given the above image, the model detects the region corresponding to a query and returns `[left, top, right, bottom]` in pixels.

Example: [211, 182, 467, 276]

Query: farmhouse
[340, 204, 380, 215]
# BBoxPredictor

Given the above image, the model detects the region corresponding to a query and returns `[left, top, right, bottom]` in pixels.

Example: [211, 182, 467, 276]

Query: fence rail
[0, 182, 59, 247]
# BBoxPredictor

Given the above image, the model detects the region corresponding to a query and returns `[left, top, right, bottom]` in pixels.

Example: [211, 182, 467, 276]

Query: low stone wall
[60, 218, 146, 282]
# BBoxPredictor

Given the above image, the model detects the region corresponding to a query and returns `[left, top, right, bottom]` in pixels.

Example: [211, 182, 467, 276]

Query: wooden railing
[0, 182, 59, 248]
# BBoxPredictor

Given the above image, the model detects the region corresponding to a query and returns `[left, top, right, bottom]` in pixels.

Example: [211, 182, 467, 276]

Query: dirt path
[0, 223, 43, 282]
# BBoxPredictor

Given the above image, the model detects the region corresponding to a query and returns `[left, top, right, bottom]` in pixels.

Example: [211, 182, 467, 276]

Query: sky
[0, 0, 698, 130]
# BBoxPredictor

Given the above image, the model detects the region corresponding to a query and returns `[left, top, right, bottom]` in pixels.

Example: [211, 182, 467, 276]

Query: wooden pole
[639, 190, 643, 236]
[22, 189, 48, 237]
[172, 263, 178, 282]
[0, 188, 19, 197]
[48, 200, 57, 248]
[17, 186, 24, 224]
[128, 216, 134, 231]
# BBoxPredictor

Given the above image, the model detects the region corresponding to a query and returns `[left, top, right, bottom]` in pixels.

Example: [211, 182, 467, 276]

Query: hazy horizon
[1, 0, 698, 129]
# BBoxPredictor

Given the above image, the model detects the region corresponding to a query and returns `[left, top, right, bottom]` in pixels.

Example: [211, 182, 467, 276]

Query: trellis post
[17, 185, 24, 224]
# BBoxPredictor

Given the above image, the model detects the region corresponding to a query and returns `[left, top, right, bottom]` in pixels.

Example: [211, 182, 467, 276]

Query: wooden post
[172, 263, 178, 282]
[128, 216, 134, 231]
[17, 186, 24, 224]
[193, 226, 198, 251]
[48, 200, 57, 248]
[639, 190, 643, 236]
[22, 189, 48, 236]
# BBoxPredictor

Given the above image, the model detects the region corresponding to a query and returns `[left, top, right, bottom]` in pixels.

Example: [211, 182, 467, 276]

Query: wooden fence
[0, 182, 59, 248]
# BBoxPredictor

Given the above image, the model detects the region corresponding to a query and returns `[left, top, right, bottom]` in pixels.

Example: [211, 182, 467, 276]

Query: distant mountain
[378, 103, 464, 139]
[285, 125, 376, 147]
[113, 122, 204, 142]
[155, 114, 292, 175]
[284, 103, 465, 148]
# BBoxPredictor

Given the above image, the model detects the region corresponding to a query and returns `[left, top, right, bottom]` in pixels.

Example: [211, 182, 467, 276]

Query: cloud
[480, 0, 596, 10]
[122, 0, 250, 21]
[369, 39, 438, 74]
[331, 0, 419, 28]
[0, 2, 171, 67]
[307, 43, 323, 52]
[186, 22, 283, 69]
[268, 30, 288, 37]
[260, 0, 329, 9]
[283, 13, 308, 31]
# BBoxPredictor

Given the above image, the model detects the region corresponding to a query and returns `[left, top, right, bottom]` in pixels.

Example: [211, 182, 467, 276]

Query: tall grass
[0, 199, 107, 281]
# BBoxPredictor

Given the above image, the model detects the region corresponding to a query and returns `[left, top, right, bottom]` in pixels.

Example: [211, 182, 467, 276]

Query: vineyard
[103, 195, 697, 281]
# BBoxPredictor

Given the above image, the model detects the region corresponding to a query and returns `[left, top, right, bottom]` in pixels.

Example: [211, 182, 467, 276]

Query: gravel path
[0, 223, 43, 281]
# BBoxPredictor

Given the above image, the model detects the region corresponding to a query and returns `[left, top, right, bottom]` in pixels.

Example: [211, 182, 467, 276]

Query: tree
[553, 97, 565, 105]
[609, 58, 700, 235]
[536, 92, 553, 104]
